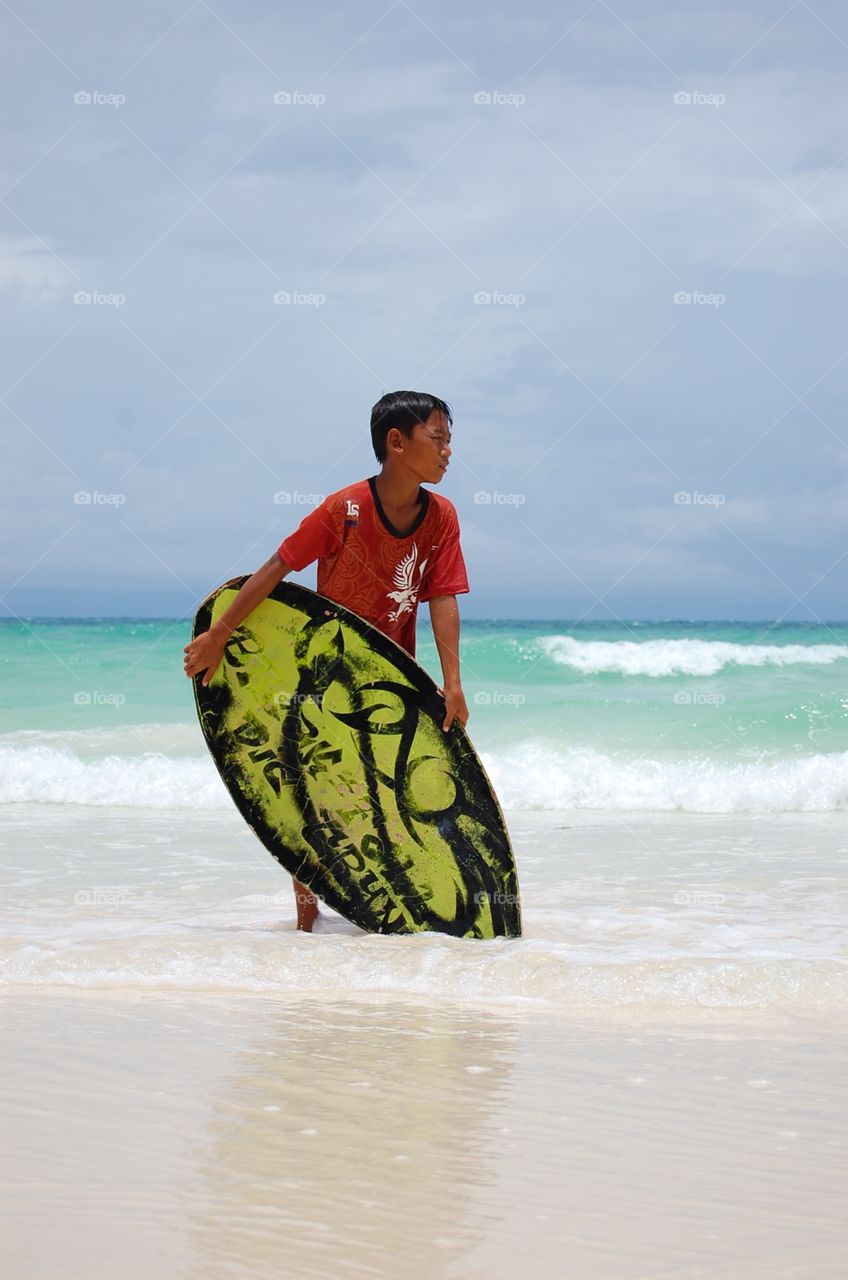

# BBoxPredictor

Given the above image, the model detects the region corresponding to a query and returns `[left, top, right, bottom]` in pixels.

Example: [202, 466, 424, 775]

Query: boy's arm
[183, 553, 290, 685]
[428, 594, 469, 732]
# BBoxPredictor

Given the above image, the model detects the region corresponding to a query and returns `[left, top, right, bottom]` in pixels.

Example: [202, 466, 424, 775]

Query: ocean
[3, 616, 847, 1014]
[5, 615, 848, 1278]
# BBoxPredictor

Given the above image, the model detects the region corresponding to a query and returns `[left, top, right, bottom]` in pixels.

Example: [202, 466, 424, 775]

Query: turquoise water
[2, 617, 848, 810]
[4, 618, 848, 745]
[4, 617, 848, 1013]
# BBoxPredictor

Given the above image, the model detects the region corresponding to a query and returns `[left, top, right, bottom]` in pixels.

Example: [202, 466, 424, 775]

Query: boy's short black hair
[370, 390, 453, 463]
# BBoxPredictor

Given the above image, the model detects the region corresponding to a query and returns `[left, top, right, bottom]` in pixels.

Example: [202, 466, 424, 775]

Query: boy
[183, 390, 471, 931]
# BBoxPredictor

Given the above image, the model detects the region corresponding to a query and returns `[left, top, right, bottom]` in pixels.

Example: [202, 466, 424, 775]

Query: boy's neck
[373, 466, 421, 512]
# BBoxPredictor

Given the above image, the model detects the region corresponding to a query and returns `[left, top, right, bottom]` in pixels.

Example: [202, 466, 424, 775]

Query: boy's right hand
[183, 629, 226, 686]
[183, 555, 289, 687]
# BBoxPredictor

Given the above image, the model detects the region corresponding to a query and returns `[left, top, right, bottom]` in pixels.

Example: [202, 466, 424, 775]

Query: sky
[2, 0, 848, 620]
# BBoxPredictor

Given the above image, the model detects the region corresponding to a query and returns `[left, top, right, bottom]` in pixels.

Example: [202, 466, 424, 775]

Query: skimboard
[191, 578, 521, 938]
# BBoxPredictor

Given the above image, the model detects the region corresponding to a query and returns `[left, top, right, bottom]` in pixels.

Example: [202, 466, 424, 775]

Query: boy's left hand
[441, 682, 469, 732]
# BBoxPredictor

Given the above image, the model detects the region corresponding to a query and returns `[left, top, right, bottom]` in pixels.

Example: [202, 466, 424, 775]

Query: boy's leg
[293, 877, 319, 931]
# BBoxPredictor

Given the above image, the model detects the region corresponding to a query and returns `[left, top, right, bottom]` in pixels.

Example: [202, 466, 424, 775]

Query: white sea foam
[1, 723, 204, 758]
[0, 744, 227, 809]
[2, 933, 845, 1011]
[3, 741, 848, 813]
[539, 636, 848, 677]
[482, 744, 848, 812]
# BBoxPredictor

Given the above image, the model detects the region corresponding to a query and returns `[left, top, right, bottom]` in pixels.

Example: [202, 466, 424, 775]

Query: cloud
[2, 0, 847, 618]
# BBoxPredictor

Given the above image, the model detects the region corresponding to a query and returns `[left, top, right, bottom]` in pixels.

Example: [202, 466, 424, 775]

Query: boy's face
[392, 410, 452, 484]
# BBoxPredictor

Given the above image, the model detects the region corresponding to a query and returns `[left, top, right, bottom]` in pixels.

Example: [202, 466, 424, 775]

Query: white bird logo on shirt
[387, 543, 429, 622]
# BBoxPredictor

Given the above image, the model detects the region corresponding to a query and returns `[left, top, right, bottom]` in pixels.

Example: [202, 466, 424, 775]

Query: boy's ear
[386, 426, 404, 453]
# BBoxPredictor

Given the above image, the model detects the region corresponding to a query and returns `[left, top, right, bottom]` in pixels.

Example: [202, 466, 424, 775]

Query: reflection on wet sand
[184, 999, 519, 1280]
[5, 992, 846, 1280]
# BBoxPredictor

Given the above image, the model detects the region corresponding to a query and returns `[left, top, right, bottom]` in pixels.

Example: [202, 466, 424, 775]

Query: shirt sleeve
[420, 505, 470, 601]
[277, 497, 342, 571]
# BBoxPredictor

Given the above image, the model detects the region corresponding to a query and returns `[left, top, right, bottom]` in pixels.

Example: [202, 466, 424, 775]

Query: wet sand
[2, 990, 845, 1279]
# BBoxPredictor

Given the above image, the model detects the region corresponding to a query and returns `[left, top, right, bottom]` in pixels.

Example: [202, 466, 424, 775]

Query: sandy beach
[2, 987, 846, 1280]
[3, 802, 847, 1278]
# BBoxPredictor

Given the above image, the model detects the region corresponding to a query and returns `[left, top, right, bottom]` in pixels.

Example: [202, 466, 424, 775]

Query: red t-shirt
[277, 477, 469, 657]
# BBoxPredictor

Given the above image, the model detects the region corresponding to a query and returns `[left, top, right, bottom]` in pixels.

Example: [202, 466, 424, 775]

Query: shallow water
[3, 806, 846, 1016]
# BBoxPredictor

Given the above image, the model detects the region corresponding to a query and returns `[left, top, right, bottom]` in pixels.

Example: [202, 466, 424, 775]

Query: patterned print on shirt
[387, 542, 429, 622]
